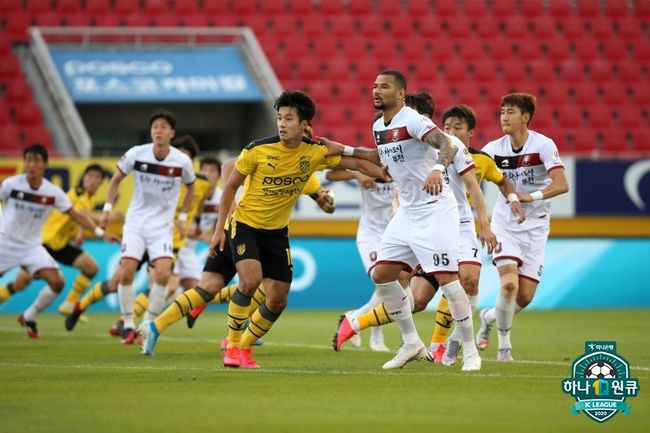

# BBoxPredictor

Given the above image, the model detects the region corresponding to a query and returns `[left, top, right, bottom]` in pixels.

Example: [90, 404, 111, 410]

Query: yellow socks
[248, 284, 266, 318]
[133, 291, 149, 320]
[79, 281, 110, 311]
[227, 289, 251, 348]
[65, 274, 91, 305]
[154, 286, 212, 333]
[431, 295, 453, 345]
[240, 302, 280, 349]
[213, 283, 238, 304]
[356, 303, 393, 330]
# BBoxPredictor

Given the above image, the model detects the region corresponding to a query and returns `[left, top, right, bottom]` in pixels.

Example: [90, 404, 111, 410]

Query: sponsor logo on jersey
[262, 175, 310, 186]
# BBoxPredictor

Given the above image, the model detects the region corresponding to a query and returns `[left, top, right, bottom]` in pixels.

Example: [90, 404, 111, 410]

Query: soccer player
[200, 90, 385, 369]
[98, 109, 195, 343]
[429, 104, 525, 364]
[0, 164, 118, 322]
[0, 144, 117, 338]
[334, 71, 483, 370]
[325, 168, 394, 352]
[475, 93, 568, 361]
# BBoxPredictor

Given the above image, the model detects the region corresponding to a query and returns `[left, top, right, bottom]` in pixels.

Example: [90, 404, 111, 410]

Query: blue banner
[576, 160, 650, 215]
[50, 47, 263, 102]
[1, 238, 649, 313]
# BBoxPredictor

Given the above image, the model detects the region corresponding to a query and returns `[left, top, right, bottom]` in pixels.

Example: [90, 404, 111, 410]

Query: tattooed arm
[421, 128, 458, 195]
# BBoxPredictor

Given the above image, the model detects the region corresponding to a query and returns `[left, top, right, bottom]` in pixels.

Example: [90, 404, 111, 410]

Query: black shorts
[229, 220, 292, 283]
[45, 244, 83, 266]
[202, 228, 237, 284]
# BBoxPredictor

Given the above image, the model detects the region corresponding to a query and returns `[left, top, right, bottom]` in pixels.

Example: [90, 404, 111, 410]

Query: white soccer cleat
[441, 338, 461, 366]
[497, 347, 514, 362]
[382, 342, 428, 369]
[461, 352, 482, 371]
[476, 308, 493, 350]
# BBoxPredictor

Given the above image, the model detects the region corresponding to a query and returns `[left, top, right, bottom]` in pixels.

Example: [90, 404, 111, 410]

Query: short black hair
[441, 104, 477, 131]
[379, 70, 407, 90]
[200, 155, 222, 172]
[77, 163, 106, 190]
[172, 134, 199, 159]
[274, 90, 317, 123]
[23, 143, 48, 163]
[148, 109, 177, 130]
[405, 91, 435, 118]
[501, 93, 537, 126]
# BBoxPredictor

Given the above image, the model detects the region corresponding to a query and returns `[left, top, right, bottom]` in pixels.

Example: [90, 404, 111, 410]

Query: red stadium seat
[617, 16, 642, 40]
[490, 38, 514, 61]
[561, 15, 586, 40]
[527, 60, 554, 82]
[572, 82, 599, 106]
[587, 105, 613, 128]
[588, 61, 613, 83]
[0, 103, 11, 125]
[402, 39, 429, 63]
[631, 130, 650, 153]
[633, 39, 650, 61]
[202, 0, 228, 15]
[631, 82, 650, 105]
[570, 131, 598, 156]
[143, 0, 167, 15]
[172, 0, 199, 16]
[531, 108, 554, 130]
[475, 14, 500, 38]
[446, 14, 472, 38]
[504, 19, 527, 39]
[545, 37, 570, 61]
[444, 60, 469, 84]
[406, 0, 430, 15]
[34, 12, 63, 27]
[25, 0, 52, 15]
[418, 13, 444, 39]
[0, 124, 22, 155]
[531, 14, 556, 39]
[340, 37, 368, 60]
[302, 15, 327, 38]
[57, 0, 82, 14]
[543, 82, 569, 106]
[0, 0, 21, 13]
[600, 130, 630, 155]
[472, 59, 497, 83]
[260, 1, 285, 15]
[589, 16, 614, 40]
[336, 82, 366, 104]
[6, 80, 33, 104]
[459, 40, 483, 61]
[326, 57, 354, 81]
[283, 38, 310, 60]
[295, 58, 323, 82]
[501, 60, 527, 85]
[21, 124, 53, 150]
[307, 82, 335, 105]
[548, 0, 573, 18]
[435, 0, 459, 17]
[391, 14, 414, 39]
[5, 13, 32, 41]
[635, 0, 650, 18]
[464, 0, 488, 18]
[558, 107, 583, 129]
[320, 0, 343, 15]
[355, 58, 384, 82]
[359, 15, 386, 38]
[491, 0, 516, 17]
[430, 36, 456, 62]
[605, 1, 629, 18]
[574, 38, 599, 62]
[558, 60, 584, 83]
[601, 84, 628, 106]
[347, 0, 373, 16]
[312, 35, 339, 59]
[618, 108, 642, 129]
[0, 57, 22, 80]
[603, 38, 629, 62]
[114, 0, 138, 15]
[520, 0, 544, 17]
[317, 105, 347, 128]
[86, 0, 111, 15]
[377, 0, 401, 17]
[577, 0, 600, 18]
[330, 15, 356, 38]
[454, 82, 484, 106]
[618, 63, 641, 83]
[63, 13, 93, 27]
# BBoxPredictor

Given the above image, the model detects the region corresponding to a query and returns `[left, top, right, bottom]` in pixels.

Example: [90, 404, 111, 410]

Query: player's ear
[468, 129, 474, 140]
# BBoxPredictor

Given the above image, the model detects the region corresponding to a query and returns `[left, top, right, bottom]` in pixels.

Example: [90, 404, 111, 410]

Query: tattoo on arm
[424, 130, 457, 168]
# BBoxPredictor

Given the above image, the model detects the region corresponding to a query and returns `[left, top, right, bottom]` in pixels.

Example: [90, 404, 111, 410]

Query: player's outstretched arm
[68, 208, 120, 243]
[100, 170, 125, 228]
[517, 168, 569, 202]
[176, 181, 195, 240]
[461, 168, 497, 253]
[319, 136, 381, 165]
[326, 168, 377, 189]
[335, 156, 388, 182]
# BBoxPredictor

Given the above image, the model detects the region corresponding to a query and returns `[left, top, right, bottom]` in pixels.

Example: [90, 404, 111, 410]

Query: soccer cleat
[382, 342, 428, 370]
[476, 308, 493, 350]
[219, 338, 228, 352]
[64, 303, 84, 331]
[497, 347, 514, 362]
[223, 347, 241, 368]
[461, 352, 482, 371]
[17, 315, 39, 339]
[138, 321, 159, 356]
[430, 343, 446, 363]
[186, 304, 207, 329]
[369, 335, 390, 352]
[332, 314, 357, 351]
[442, 338, 461, 366]
[109, 319, 124, 337]
[239, 348, 260, 369]
[121, 328, 136, 345]
[58, 302, 73, 316]
[349, 333, 362, 348]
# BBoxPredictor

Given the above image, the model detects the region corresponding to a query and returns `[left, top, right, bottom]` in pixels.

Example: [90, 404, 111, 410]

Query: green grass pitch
[0, 309, 648, 433]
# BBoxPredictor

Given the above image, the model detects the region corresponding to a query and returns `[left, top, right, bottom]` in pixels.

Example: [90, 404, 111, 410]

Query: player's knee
[412, 296, 428, 313]
[265, 297, 287, 313]
[516, 295, 532, 308]
[460, 275, 479, 295]
[51, 277, 65, 292]
[501, 280, 517, 295]
[83, 262, 99, 279]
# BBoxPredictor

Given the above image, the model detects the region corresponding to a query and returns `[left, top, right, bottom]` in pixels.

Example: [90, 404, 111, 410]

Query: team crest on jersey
[140, 163, 148, 171]
[522, 155, 531, 166]
[168, 167, 175, 175]
[17, 191, 24, 199]
[369, 251, 377, 262]
[392, 129, 400, 142]
[300, 160, 310, 173]
[236, 243, 246, 256]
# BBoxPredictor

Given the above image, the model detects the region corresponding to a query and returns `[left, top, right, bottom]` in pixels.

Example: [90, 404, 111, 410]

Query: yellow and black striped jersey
[42, 187, 97, 251]
[233, 135, 341, 230]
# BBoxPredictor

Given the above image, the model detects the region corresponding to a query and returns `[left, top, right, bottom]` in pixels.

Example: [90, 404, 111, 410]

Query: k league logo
[562, 341, 640, 423]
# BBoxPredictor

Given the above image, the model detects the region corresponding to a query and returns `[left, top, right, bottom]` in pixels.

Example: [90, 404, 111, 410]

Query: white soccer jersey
[444, 136, 476, 224]
[200, 187, 222, 233]
[0, 174, 72, 248]
[373, 106, 457, 218]
[117, 143, 195, 232]
[482, 130, 564, 232]
[0, 202, 4, 239]
[358, 179, 394, 240]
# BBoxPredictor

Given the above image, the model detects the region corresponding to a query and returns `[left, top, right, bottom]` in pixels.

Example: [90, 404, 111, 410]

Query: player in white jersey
[0, 201, 4, 240]
[333, 70, 482, 370]
[476, 93, 568, 361]
[326, 166, 395, 352]
[0, 144, 116, 338]
[100, 109, 196, 344]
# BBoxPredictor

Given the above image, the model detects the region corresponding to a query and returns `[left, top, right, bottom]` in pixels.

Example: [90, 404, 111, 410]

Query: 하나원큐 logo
[562, 341, 640, 423]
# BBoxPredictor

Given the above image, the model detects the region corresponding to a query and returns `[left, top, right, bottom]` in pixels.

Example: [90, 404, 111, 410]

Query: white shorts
[356, 230, 383, 274]
[492, 224, 550, 282]
[0, 242, 59, 276]
[459, 220, 482, 266]
[173, 243, 201, 281]
[376, 205, 460, 276]
[121, 225, 174, 263]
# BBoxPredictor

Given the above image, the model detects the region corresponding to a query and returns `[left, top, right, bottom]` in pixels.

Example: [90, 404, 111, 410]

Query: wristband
[530, 190, 544, 201]
[102, 202, 113, 212]
[507, 193, 520, 203]
[343, 145, 354, 156]
[178, 212, 188, 223]
[94, 227, 105, 237]
[310, 192, 320, 200]
[432, 164, 445, 172]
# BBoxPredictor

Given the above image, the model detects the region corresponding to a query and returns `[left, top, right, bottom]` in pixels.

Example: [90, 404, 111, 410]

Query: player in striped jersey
[476, 93, 568, 361]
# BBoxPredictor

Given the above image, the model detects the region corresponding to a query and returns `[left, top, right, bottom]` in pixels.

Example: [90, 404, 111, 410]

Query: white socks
[485, 299, 524, 325]
[118, 283, 135, 329]
[351, 290, 382, 316]
[495, 294, 516, 349]
[376, 280, 420, 346]
[468, 294, 478, 314]
[441, 280, 478, 356]
[143, 282, 166, 324]
[23, 286, 58, 321]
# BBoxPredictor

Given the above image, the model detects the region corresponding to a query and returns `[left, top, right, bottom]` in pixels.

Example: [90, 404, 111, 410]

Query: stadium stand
[0, 0, 648, 157]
